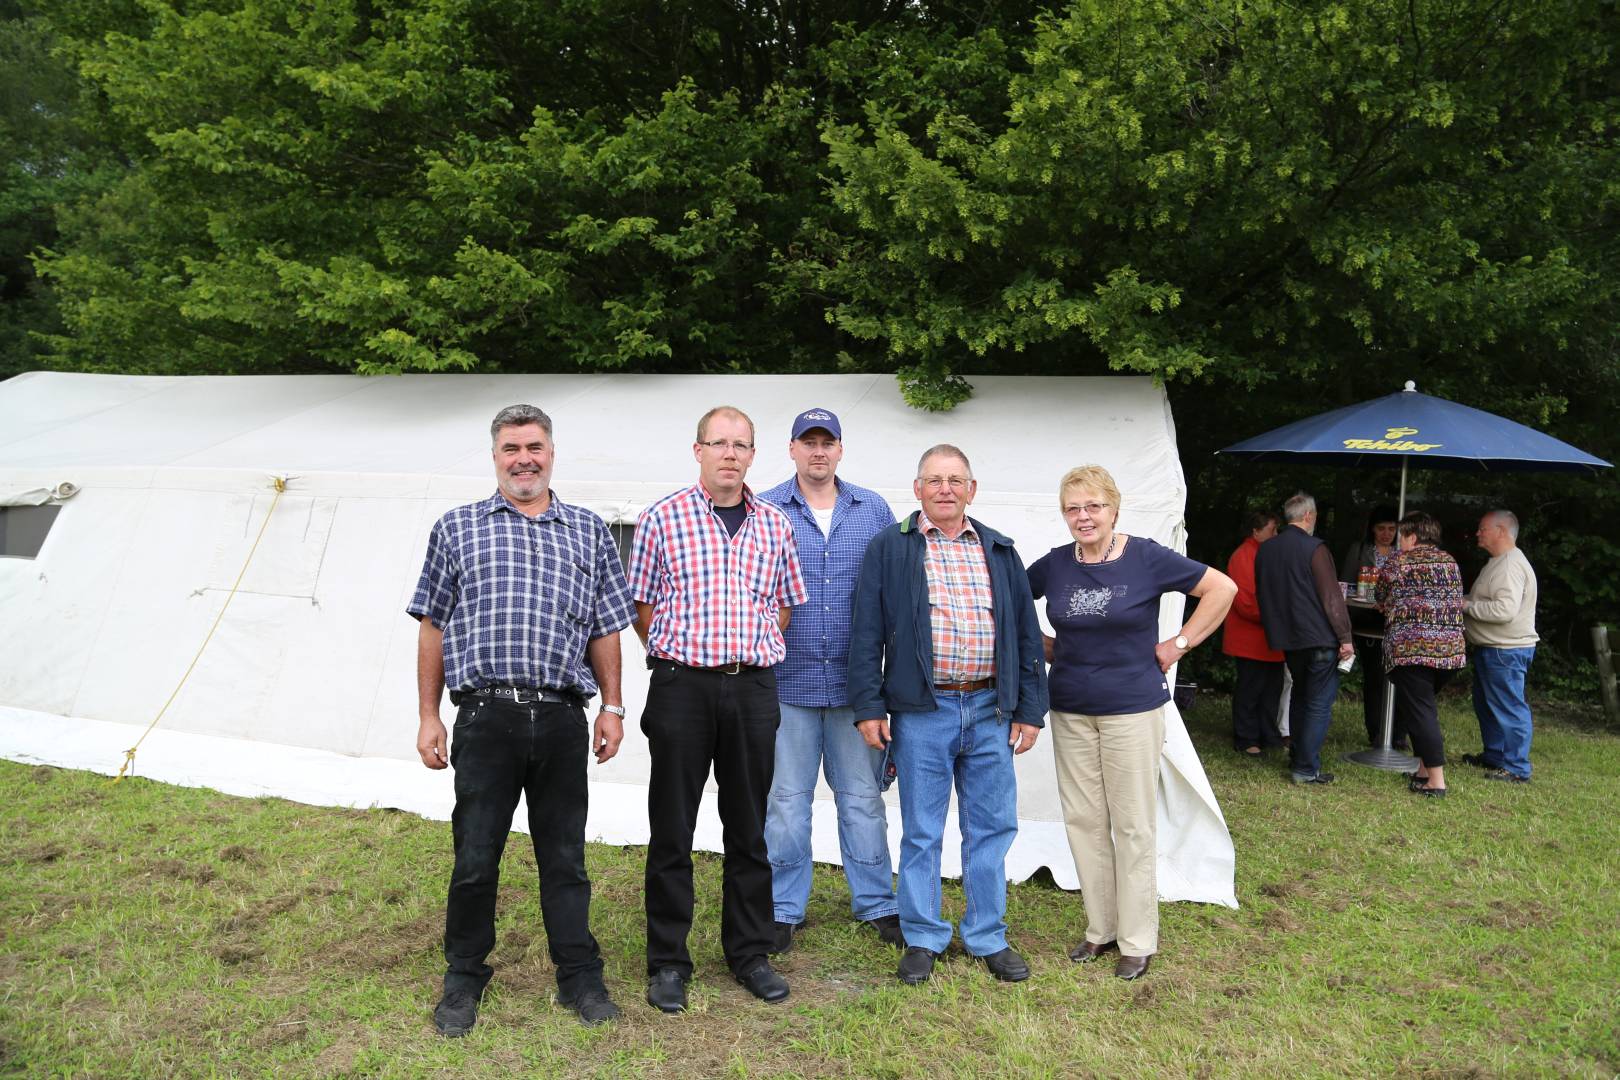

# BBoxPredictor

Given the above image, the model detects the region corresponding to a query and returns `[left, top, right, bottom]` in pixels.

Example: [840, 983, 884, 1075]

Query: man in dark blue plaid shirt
[758, 408, 900, 955]
[409, 404, 635, 1036]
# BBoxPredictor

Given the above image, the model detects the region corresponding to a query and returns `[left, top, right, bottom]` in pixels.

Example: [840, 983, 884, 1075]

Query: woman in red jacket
[1223, 510, 1286, 754]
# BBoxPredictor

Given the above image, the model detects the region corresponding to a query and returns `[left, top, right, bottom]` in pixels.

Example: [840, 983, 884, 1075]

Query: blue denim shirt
[758, 476, 895, 707]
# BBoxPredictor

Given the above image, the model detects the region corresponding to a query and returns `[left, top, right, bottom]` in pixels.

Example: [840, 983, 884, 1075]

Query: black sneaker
[1290, 771, 1335, 785]
[561, 987, 621, 1027]
[866, 914, 904, 947]
[1482, 768, 1531, 784]
[1459, 752, 1497, 769]
[433, 989, 480, 1037]
[768, 920, 803, 955]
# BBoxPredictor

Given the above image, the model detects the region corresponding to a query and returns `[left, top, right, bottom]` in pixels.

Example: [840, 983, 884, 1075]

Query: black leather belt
[650, 657, 766, 675]
[452, 686, 582, 706]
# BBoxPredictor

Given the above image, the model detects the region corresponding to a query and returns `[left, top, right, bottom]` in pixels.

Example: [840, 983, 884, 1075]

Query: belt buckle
[511, 687, 535, 704]
[721, 660, 742, 675]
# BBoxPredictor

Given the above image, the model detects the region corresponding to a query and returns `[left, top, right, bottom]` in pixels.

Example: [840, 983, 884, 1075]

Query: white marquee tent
[0, 371, 1236, 907]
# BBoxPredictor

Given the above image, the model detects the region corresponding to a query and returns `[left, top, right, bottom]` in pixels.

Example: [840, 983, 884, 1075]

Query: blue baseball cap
[790, 407, 842, 440]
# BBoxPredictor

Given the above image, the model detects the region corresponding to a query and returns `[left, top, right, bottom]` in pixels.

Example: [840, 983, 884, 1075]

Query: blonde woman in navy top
[1027, 465, 1236, 980]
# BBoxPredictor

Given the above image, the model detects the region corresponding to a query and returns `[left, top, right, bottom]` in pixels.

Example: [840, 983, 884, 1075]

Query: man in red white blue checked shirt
[628, 405, 809, 1013]
[410, 405, 634, 1036]
[758, 407, 901, 956]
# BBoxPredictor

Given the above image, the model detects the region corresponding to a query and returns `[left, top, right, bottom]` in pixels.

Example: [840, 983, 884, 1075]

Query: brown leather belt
[935, 677, 994, 693]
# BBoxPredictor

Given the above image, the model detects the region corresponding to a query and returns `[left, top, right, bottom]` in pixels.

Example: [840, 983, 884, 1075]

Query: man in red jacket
[1223, 510, 1285, 754]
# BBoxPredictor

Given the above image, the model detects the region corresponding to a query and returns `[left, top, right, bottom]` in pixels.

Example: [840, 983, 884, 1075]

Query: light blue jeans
[1472, 646, 1536, 778]
[765, 703, 897, 925]
[891, 689, 1017, 957]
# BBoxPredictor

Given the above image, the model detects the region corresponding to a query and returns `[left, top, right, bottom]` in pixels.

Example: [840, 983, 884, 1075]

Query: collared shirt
[758, 475, 895, 706]
[408, 490, 635, 697]
[628, 482, 808, 668]
[919, 510, 996, 684]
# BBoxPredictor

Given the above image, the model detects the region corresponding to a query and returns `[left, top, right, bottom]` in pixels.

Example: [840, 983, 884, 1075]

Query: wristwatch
[601, 704, 627, 718]
[1174, 635, 1190, 651]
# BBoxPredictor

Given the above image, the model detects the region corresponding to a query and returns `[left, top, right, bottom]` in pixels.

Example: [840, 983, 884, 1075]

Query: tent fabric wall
[0, 372, 1237, 907]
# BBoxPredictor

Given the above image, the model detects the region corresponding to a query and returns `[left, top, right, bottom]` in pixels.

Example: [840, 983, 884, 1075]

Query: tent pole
[1397, 458, 1407, 518]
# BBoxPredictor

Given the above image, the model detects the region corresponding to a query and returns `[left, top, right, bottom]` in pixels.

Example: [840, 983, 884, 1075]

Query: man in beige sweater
[1462, 510, 1538, 783]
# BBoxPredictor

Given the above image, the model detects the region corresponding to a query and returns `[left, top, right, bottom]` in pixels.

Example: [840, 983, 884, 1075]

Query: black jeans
[1231, 657, 1284, 749]
[444, 696, 602, 1000]
[1389, 665, 1455, 768]
[642, 661, 779, 978]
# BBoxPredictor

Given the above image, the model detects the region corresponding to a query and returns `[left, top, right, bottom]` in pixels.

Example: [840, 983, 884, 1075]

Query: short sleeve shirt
[1028, 536, 1206, 715]
[407, 491, 635, 697]
[627, 482, 808, 668]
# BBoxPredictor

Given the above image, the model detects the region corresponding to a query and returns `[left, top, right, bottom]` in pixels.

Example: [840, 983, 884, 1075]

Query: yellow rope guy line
[114, 476, 289, 783]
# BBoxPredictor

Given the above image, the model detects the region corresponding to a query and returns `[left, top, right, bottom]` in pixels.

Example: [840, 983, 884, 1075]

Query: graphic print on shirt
[1066, 584, 1127, 619]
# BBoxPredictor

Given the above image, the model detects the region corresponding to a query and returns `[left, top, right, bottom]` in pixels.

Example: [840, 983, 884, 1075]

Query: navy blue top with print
[1027, 537, 1207, 716]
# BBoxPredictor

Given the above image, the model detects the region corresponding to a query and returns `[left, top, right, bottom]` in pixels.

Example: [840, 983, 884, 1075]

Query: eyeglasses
[918, 475, 972, 490]
[699, 439, 754, 454]
[1064, 503, 1111, 517]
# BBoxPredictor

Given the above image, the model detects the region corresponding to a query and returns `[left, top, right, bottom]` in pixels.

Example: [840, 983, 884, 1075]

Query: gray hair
[491, 404, 553, 444]
[916, 444, 973, 479]
[1486, 509, 1520, 541]
[1281, 493, 1316, 523]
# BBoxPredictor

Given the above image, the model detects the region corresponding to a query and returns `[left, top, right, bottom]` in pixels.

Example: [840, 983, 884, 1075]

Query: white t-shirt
[811, 505, 834, 537]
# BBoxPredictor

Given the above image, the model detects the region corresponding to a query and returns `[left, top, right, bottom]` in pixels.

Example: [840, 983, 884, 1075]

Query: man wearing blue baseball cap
[759, 408, 901, 953]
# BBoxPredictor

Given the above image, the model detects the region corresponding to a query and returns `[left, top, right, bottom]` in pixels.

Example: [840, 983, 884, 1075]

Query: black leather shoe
[1459, 752, 1496, 768]
[1290, 771, 1335, 785]
[736, 962, 790, 1003]
[768, 920, 803, 955]
[866, 914, 905, 947]
[1068, 939, 1118, 963]
[982, 947, 1030, 982]
[1115, 954, 1152, 980]
[433, 988, 480, 1037]
[897, 946, 937, 985]
[561, 987, 621, 1026]
[645, 968, 688, 1014]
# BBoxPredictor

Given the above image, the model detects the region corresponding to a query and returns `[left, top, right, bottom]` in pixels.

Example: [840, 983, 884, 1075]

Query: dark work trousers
[1356, 638, 1407, 747]
[1231, 657, 1285, 750]
[443, 696, 603, 1001]
[642, 660, 780, 979]
[1389, 665, 1455, 768]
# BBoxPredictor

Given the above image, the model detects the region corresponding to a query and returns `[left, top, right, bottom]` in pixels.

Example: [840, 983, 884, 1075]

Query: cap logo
[802, 410, 832, 421]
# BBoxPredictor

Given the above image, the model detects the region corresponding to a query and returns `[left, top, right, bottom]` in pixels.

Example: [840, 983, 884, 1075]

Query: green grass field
[4, 694, 1617, 1078]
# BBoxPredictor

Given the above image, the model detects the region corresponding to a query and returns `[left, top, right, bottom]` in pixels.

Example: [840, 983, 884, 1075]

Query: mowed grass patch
[2, 694, 1617, 1078]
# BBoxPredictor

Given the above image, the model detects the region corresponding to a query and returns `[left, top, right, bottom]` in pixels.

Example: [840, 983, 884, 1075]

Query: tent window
[0, 504, 62, 559]
[610, 521, 636, 573]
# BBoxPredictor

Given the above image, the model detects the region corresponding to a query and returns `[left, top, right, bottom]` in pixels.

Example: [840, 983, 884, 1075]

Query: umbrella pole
[1344, 457, 1419, 773]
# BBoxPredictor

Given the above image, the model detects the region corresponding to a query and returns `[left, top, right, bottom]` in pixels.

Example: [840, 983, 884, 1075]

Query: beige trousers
[1050, 707, 1165, 957]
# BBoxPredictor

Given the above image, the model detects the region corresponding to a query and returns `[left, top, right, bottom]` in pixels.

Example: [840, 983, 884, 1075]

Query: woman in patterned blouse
[1374, 511, 1467, 797]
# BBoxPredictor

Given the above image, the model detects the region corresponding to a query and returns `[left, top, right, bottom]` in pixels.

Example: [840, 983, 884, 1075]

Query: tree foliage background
[3, 0, 1617, 682]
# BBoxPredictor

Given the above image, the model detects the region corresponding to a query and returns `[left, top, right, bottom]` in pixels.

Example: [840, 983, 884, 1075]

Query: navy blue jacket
[847, 511, 1049, 727]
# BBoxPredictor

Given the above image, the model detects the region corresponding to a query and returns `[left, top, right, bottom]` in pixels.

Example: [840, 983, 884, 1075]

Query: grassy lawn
[4, 694, 1617, 1079]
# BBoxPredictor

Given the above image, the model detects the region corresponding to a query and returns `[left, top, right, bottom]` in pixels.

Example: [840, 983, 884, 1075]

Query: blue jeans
[891, 689, 1017, 956]
[1284, 647, 1341, 778]
[1472, 646, 1535, 778]
[765, 703, 897, 924]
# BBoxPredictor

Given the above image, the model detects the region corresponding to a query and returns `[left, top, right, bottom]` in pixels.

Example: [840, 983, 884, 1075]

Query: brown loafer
[1068, 939, 1118, 963]
[1115, 954, 1152, 980]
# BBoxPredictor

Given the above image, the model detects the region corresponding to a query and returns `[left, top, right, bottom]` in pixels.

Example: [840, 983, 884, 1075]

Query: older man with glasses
[847, 444, 1048, 986]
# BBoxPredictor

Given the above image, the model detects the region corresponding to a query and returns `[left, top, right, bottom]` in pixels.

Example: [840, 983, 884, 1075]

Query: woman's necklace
[1074, 531, 1118, 565]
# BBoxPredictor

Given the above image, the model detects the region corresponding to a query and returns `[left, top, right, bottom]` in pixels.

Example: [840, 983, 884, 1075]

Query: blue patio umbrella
[1221, 381, 1610, 515]
[1218, 381, 1609, 772]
